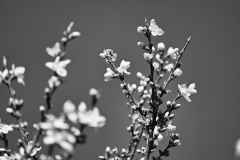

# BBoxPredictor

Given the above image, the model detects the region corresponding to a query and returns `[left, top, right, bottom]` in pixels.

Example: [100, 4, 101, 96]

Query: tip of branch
[188, 36, 191, 42]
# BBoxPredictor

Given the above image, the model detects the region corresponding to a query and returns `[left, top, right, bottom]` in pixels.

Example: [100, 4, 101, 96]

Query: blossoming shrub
[0, 22, 106, 160]
[99, 18, 196, 160]
[0, 18, 197, 160]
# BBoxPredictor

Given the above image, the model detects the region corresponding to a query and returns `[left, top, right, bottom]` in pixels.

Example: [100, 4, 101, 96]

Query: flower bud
[138, 86, 144, 93]
[99, 156, 105, 160]
[137, 26, 147, 33]
[157, 42, 165, 53]
[136, 72, 142, 78]
[173, 68, 183, 77]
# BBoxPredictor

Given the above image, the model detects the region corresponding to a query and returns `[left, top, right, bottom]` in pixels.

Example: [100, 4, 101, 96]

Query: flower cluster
[99, 18, 197, 160]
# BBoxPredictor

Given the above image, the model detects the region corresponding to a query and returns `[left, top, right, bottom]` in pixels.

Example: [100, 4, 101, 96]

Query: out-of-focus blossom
[19, 141, 42, 156]
[235, 139, 240, 158]
[11, 64, 25, 85]
[78, 102, 106, 128]
[143, 53, 153, 62]
[89, 88, 100, 99]
[164, 63, 174, 72]
[68, 32, 81, 39]
[137, 86, 144, 93]
[46, 42, 61, 57]
[39, 114, 69, 130]
[0, 69, 8, 84]
[104, 68, 115, 82]
[43, 130, 75, 154]
[48, 76, 61, 88]
[117, 60, 131, 75]
[0, 121, 13, 135]
[173, 68, 183, 77]
[63, 101, 78, 123]
[153, 62, 159, 70]
[45, 56, 71, 77]
[166, 47, 178, 59]
[99, 49, 117, 62]
[137, 26, 147, 33]
[178, 83, 197, 102]
[148, 19, 164, 36]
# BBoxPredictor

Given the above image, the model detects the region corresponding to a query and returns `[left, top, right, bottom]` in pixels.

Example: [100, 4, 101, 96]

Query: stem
[6, 81, 28, 148]
[129, 127, 144, 160]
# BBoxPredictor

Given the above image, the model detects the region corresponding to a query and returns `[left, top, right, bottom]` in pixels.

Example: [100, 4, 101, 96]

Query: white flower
[0, 69, 8, 83]
[46, 42, 61, 57]
[99, 49, 117, 62]
[78, 102, 106, 128]
[166, 121, 176, 132]
[137, 26, 147, 33]
[148, 19, 164, 36]
[63, 101, 78, 124]
[173, 68, 183, 77]
[39, 114, 69, 130]
[117, 60, 131, 75]
[178, 83, 197, 102]
[104, 68, 115, 81]
[164, 63, 174, 72]
[143, 53, 153, 62]
[167, 47, 178, 59]
[0, 122, 13, 134]
[45, 56, 71, 77]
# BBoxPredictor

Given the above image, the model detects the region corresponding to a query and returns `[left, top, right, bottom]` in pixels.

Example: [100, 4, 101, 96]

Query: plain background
[0, 1, 240, 160]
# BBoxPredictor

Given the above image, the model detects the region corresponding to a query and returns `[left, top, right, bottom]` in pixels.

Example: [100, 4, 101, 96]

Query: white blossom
[0, 69, 8, 83]
[173, 68, 183, 77]
[167, 47, 178, 59]
[45, 56, 71, 77]
[48, 76, 61, 88]
[46, 42, 61, 57]
[117, 60, 131, 75]
[164, 63, 174, 72]
[0, 121, 13, 134]
[148, 19, 164, 36]
[137, 26, 147, 33]
[99, 49, 117, 62]
[157, 42, 165, 52]
[11, 64, 25, 85]
[178, 83, 197, 102]
[104, 68, 115, 81]
[39, 114, 69, 130]
[143, 53, 153, 62]
[78, 102, 106, 128]
[63, 101, 78, 123]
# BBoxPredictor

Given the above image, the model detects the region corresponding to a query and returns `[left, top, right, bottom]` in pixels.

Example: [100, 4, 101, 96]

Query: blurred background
[0, 0, 240, 160]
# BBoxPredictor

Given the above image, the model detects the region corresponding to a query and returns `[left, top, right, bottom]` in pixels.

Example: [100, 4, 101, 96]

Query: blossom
[166, 47, 178, 59]
[178, 83, 197, 102]
[153, 62, 159, 70]
[89, 88, 100, 99]
[173, 68, 183, 77]
[104, 68, 115, 81]
[39, 114, 69, 130]
[46, 42, 61, 57]
[78, 102, 106, 128]
[0, 69, 8, 83]
[48, 76, 61, 88]
[116, 60, 131, 75]
[164, 63, 174, 72]
[0, 121, 13, 135]
[143, 53, 153, 62]
[63, 101, 78, 123]
[148, 19, 164, 36]
[10, 64, 25, 85]
[45, 56, 71, 77]
[99, 49, 117, 62]
[137, 26, 147, 33]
